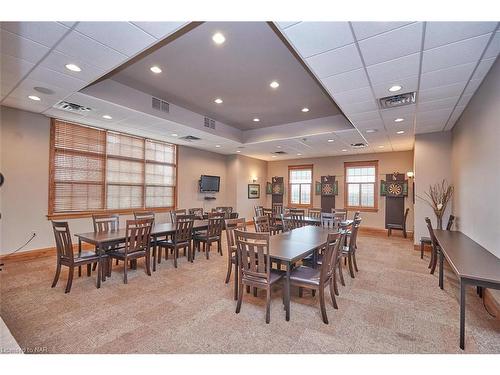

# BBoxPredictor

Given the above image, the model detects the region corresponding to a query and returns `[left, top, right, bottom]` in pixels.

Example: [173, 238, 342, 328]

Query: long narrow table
[75, 220, 209, 285]
[434, 230, 500, 350]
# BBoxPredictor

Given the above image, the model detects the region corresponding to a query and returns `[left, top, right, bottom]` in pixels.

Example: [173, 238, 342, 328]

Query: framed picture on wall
[315, 181, 322, 195]
[266, 182, 272, 195]
[248, 184, 260, 199]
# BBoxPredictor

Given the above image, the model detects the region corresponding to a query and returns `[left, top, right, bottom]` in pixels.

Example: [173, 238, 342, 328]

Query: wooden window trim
[288, 164, 313, 208]
[344, 160, 379, 212]
[47, 118, 177, 220]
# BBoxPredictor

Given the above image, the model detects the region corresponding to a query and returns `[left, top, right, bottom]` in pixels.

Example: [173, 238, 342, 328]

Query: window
[344, 161, 378, 211]
[288, 165, 313, 207]
[48, 119, 177, 218]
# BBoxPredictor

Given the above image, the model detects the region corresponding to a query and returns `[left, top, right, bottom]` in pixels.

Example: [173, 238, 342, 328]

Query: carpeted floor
[1, 231, 498, 354]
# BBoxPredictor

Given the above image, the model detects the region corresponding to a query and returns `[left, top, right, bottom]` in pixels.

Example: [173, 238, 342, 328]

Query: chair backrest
[262, 208, 274, 225]
[308, 208, 321, 219]
[225, 218, 247, 253]
[134, 211, 155, 222]
[403, 208, 410, 229]
[352, 211, 361, 220]
[446, 215, 455, 231]
[208, 211, 225, 219]
[272, 203, 283, 215]
[254, 215, 271, 233]
[320, 212, 335, 228]
[206, 216, 224, 237]
[188, 207, 204, 218]
[320, 232, 343, 284]
[52, 221, 74, 260]
[234, 230, 270, 283]
[281, 214, 292, 232]
[290, 208, 305, 216]
[124, 219, 154, 255]
[229, 212, 239, 219]
[333, 210, 347, 221]
[170, 209, 187, 223]
[254, 205, 264, 217]
[290, 212, 305, 229]
[173, 214, 195, 243]
[425, 217, 439, 248]
[348, 218, 362, 252]
[92, 214, 119, 233]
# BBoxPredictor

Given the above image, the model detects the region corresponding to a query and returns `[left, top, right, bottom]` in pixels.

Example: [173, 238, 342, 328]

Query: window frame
[343, 160, 379, 212]
[47, 118, 178, 219]
[288, 164, 313, 208]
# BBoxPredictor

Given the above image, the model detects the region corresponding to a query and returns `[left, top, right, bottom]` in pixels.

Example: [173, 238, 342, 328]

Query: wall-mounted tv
[200, 175, 220, 192]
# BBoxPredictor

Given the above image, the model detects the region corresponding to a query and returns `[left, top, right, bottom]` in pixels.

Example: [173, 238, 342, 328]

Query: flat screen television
[200, 175, 220, 192]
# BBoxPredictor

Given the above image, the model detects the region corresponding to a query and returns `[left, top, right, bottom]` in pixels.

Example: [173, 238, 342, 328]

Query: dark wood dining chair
[92, 213, 121, 272]
[134, 211, 155, 221]
[262, 208, 281, 234]
[224, 218, 247, 299]
[425, 217, 445, 275]
[51, 221, 105, 293]
[387, 208, 410, 238]
[234, 230, 284, 323]
[420, 214, 454, 260]
[107, 219, 154, 284]
[290, 232, 343, 324]
[254, 205, 264, 217]
[339, 218, 361, 279]
[308, 208, 322, 219]
[193, 216, 224, 259]
[170, 209, 187, 223]
[272, 203, 283, 215]
[188, 207, 204, 219]
[157, 215, 194, 268]
[320, 212, 335, 228]
[214, 206, 233, 219]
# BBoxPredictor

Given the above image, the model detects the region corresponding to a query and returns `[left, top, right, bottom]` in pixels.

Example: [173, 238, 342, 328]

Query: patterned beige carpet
[1, 231, 498, 354]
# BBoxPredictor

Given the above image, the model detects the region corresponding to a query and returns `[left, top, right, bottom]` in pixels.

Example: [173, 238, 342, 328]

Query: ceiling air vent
[152, 97, 169, 113]
[53, 101, 92, 115]
[180, 135, 201, 141]
[378, 91, 416, 109]
[273, 151, 287, 155]
[350, 143, 367, 148]
[204, 117, 216, 129]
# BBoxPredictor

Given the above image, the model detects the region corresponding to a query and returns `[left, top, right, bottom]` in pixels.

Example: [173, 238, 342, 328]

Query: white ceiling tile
[59, 22, 77, 28]
[338, 99, 378, 114]
[352, 118, 385, 130]
[39, 51, 106, 82]
[415, 124, 446, 134]
[1, 22, 69, 48]
[276, 22, 300, 30]
[463, 78, 483, 95]
[366, 52, 420, 84]
[380, 104, 416, 122]
[472, 57, 496, 80]
[424, 22, 497, 50]
[320, 68, 369, 93]
[371, 75, 418, 98]
[332, 86, 374, 104]
[419, 82, 468, 102]
[347, 110, 380, 122]
[306, 43, 362, 78]
[417, 107, 453, 123]
[29, 65, 87, 92]
[1, 53, 35, 84]
[11, 77, 72, 101]
[55, 30, 127, 69]
[130, 22, 187, 39]
[350, 22, 413, 40]
[417, 96, 460, 112]
[358, 23, 423, 66]
[422, 33, 491, 73]
[419, 62, 476, 90]
[457, 94, 473, 108]
[483, 31, 500, 59]
[74, 22, 156, 57]
[1, 30, 49, 63]
[444, 105, 466, 130]
[2, 96, 49, 113]
[284, 22, 353, 58]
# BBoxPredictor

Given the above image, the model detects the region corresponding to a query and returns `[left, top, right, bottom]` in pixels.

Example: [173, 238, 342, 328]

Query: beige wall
[451, 58, 500, 258]
[413, 131, 453, 245]
[266, 151, 414, 230]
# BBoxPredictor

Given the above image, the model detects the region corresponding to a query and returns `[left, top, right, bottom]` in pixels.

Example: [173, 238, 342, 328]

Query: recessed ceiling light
[150, 66, 162, 74]
[271, 155, 277, 158]
[65, 63, 81, 72]
[365, 129, 377, 133]
[397, 130, 405, 134]
[277, 146, 281, 148]
[236, 150, 241, 153]
[378, 145, 385, 148]
[327, 139, 334, 143]
[28, 95, 41, 101]
[270, 81, 280, 89]
[389, 85, 402, 92]
[171, 133, 178, 137]
[297, 153, 302, 156]
[394, 118, 404, 122]
[342, 149, 348, 152]
[301, 107, 309, 113]
[215, 145, 221, 148]
[253, 118, 260, 122]
[214, 98, 223, 104]
[102, 115, 112, 120]
[212, 33, 226, 45]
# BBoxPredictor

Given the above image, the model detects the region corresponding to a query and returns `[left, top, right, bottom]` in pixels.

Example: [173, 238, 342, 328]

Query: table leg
[96, 245, 101, 289]
[460, 279, 466, 350]
[152, 236, 157, 272]
[285, 262, 291, 321]
[78, 238, 82, 277]
[312, 248, 318, 269]
[234, 258, 239, 301]
[439, 249, 444, 289]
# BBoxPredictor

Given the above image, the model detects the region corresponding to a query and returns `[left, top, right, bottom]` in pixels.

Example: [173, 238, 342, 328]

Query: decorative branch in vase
[417, 179, 454, 230]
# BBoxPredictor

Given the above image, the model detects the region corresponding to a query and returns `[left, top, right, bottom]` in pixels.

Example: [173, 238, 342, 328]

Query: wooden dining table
[74, 220, 209, 286]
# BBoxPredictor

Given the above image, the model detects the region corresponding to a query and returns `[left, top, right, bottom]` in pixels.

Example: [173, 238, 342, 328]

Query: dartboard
[322, 183, 334, 196]
[388, 183, 402, 196]
[272, 184, 283, 195]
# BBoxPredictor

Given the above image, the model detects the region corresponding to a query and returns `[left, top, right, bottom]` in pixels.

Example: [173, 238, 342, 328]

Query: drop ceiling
[1, 21, 499, 162]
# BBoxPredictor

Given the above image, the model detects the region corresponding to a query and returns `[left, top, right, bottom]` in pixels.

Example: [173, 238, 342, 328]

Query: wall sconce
[251, 176, 258, 183]
[406, 171, 414, 178]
